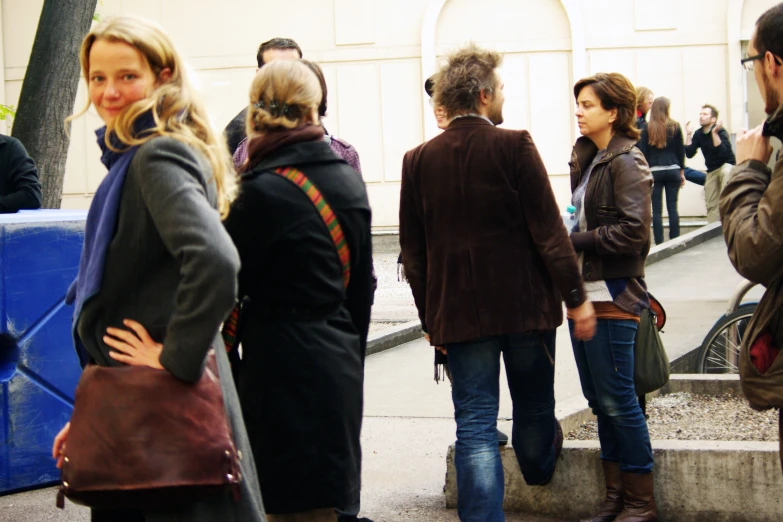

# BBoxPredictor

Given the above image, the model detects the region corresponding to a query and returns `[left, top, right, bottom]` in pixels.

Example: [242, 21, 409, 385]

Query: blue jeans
[684, 166, 706, 186]
[569, 319, 653, 474]
[447, 331, 557, 522]
[651, 168, 681, 245]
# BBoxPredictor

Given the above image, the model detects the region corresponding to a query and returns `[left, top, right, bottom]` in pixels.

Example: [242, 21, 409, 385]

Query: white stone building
[0, 0, 778, 229]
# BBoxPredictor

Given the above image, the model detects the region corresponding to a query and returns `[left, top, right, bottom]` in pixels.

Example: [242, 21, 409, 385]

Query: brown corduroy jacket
[399, 116, 586, 347]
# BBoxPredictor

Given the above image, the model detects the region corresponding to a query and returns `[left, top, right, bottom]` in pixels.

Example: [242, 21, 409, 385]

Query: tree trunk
[11, 0, 98, 209]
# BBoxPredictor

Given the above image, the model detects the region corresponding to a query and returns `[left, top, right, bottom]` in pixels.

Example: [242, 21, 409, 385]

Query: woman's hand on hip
[105, 319, 164, 369]
[52, 422, 70, 469]
[680, 169, 686, 188]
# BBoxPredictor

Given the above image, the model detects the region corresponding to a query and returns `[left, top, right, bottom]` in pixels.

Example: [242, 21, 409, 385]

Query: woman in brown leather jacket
[568, 73, 657, 522]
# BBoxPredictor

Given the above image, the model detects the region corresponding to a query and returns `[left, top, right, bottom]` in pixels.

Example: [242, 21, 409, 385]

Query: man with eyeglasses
[721, 2, 783, 474]
[684, 104, 735, 222]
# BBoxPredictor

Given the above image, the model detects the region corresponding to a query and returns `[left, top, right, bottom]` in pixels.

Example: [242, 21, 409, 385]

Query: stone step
[444, 440, 782, 521]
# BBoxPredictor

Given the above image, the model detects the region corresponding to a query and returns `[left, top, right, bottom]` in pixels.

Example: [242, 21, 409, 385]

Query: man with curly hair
[399, 43, 595, 521]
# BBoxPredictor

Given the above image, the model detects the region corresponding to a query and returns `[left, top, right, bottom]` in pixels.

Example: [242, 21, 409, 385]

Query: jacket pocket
[596, 206, 620, 225]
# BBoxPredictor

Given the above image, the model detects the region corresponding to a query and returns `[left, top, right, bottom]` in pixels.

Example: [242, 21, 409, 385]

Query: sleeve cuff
[570, 231, 595, 252]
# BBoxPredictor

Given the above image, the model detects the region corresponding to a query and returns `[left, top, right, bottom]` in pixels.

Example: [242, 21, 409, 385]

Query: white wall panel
[498, 54, 531, 134]
[437, 0, 570, 49]
[380, 60, 423, 183]
[335, 0, 375, 45]
[528, 53, 573, 176]
[336, 63, 384, 183]
[588, 49, 637, 81]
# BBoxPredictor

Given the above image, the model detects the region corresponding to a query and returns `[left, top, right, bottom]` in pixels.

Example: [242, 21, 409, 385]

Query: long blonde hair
[67, 15, 235, 217]
[246, 60, 322, 137]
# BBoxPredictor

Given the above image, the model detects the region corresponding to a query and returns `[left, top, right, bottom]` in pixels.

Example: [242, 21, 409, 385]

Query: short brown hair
[702, 104, 719, 119]
[636, 86, 653, 111]
[256, 37, 302, 68]
[754, 3, 783, 61]
[574, 73, 640, 140]
[433, 43, 502, 119]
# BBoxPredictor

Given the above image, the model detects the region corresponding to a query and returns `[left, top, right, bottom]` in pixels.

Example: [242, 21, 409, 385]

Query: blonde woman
[50, 15, 265, 522]
[223, 60, 374, 522]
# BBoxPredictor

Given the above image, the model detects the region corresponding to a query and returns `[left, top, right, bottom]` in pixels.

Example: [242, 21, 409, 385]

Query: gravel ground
[566, 392, 780, 441]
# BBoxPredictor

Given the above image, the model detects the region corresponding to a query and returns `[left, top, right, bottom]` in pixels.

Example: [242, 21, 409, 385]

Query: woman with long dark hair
[638, 96, 686, 245]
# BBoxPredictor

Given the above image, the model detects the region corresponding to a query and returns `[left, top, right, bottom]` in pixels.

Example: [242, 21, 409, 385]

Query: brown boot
[615, 472, 657, 521]
[580, 460, 624, 522]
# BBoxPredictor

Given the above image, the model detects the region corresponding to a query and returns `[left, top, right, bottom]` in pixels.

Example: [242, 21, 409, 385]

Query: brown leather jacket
[720, 105, 783, 410]
[569, 134, 653, 280]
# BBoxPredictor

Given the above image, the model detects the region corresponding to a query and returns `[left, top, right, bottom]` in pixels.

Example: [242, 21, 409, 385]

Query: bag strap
[221, 166, 351, 354]
[272, 166, 351, 288]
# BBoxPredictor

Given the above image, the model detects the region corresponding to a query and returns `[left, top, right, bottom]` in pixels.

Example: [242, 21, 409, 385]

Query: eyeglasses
[742, 52, 783, 71]
[741, 53, 764, 71]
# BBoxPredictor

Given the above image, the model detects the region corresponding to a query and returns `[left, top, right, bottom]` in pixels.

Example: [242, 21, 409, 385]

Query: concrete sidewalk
[356, 235, 761, 521]
[0, 236, 761, 521]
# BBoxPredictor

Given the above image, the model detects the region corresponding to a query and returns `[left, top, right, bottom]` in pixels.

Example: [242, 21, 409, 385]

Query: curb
[646, 221, 722, 266]
[366, 320, 422, 356]
[368, 223, 724, 357]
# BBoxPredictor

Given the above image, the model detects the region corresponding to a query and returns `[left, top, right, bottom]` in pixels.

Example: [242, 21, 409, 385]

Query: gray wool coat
[76, 136, 266, 522]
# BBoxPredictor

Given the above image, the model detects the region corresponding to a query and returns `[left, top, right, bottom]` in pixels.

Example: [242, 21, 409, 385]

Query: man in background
[0, 133, 42, 213]
[223, 37, 302, 155]
[685, 104, 736, 222]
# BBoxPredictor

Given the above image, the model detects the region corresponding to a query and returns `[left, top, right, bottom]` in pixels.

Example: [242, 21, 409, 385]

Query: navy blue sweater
[685, 125, 735, 172]
[637, 123, 685, 170]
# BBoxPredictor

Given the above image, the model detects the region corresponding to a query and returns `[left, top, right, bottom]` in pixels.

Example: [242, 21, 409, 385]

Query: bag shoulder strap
[272, 166, 351, 288]
[222, 167, 352, 354]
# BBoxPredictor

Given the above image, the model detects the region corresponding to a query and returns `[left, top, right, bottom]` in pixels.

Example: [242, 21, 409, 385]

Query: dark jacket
[569, 135, 653, 280]
[637, 122, 685, 170]
[399, 116, 585, 347]
[685, 125, 736, 172]
[223, 140, 373, 514]
[76, 137, 265, 521]
[0, 134, 42, 213]
[223, 107, 248, 156]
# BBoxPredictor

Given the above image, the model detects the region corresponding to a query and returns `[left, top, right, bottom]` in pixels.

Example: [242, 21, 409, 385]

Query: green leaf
[0, 104, 16, 122]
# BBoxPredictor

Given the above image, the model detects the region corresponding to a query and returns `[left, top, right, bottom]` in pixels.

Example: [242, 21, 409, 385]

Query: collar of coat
[240, 139, 347, 179]
[763, 103, 783, 140]
[572, 133, 638, 177]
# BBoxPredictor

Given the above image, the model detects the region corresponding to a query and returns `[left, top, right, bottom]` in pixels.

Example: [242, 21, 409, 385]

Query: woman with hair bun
[224, 59, 374, 522]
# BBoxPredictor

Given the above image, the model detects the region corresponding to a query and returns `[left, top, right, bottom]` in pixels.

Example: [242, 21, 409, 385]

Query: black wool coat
[224, 140, 373, 514]
[0, 134, 42, 213]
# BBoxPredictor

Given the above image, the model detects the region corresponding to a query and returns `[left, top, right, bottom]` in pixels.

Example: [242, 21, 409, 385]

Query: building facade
[0, 0, 778, 229]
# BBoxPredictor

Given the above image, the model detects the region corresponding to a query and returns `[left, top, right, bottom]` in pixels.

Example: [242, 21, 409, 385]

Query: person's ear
[608, 108, 618, 124]
[765, 51, 781, 77]
[479, 89, 493, 107]
[157, 67, 172, 85]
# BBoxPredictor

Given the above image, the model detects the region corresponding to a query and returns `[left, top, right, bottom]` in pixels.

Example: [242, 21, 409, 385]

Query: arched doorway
[423, 0, 577, 201]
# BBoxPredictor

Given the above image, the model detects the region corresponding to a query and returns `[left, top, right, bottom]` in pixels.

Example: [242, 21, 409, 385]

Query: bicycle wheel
[697, 303, 758, 374]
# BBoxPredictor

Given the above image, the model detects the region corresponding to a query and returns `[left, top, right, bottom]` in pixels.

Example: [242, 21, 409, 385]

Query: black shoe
[497, 428, 509, 446]
[337, 516, 374, 522]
